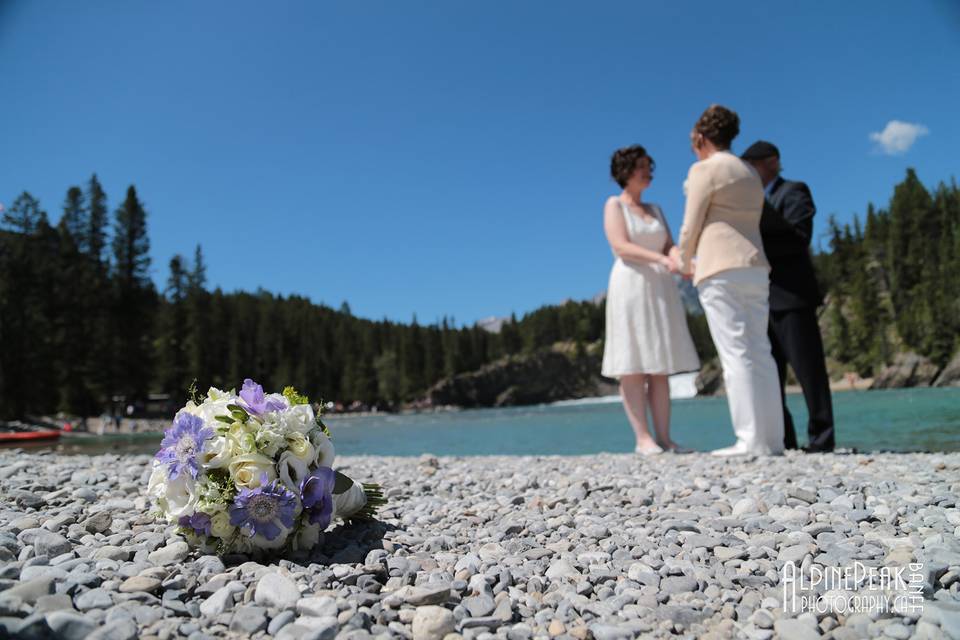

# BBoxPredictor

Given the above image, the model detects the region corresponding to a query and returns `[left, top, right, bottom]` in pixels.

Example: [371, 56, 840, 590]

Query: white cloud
[869, 120, 929, 155]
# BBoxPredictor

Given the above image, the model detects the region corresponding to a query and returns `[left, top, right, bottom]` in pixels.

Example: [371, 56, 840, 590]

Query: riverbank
[0, 450, 957, 639]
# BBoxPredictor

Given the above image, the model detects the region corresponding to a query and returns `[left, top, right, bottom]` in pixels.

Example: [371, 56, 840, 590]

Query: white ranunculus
[202, 435, 232, 468]
[207, 387, 237, 402]
[292, 523, 323, 551]
[147, 461, 197, 520]
[184, 388, 238, 426]
[277, 450, 311, 494]
[333, 481, 367, 520]
[228, 453, 277, 490]
[227, 421, 258, 455]
[312, 432, 335, 467]
[255, 425, 286, 458]
[263, 393, 290, 418]
[277, 404, 315, 435]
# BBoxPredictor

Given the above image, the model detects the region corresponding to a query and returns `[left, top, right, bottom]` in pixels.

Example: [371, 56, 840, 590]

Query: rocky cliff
[933, 351, 960, 387]
[413, 343, 617, 409]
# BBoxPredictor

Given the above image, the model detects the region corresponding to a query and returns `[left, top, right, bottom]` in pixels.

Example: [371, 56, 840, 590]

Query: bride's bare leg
[647, 374, 674, 447]
[620, 375, 660, 451]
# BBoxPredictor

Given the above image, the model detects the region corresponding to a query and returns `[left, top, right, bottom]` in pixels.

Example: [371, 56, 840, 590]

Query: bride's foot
[635, 442, 664, 455]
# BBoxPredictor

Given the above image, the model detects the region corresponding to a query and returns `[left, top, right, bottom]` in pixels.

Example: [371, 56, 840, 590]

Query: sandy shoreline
[0, 450, 957, 639]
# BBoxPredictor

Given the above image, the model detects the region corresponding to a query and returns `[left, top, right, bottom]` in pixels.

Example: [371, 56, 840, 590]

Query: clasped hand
[660, 247, 692, 279]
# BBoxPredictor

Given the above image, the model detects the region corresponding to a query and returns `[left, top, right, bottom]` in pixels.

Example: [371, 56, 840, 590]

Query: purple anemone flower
[238, 378, 287, 417]
[156, 412, 213, 480]
[229, 475, 298, 541]
[299, 466, 335, 529]
[178, 512, 212, 536]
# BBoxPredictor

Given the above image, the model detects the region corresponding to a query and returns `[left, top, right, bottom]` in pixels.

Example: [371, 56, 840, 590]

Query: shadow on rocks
[219, 519, 402, 568]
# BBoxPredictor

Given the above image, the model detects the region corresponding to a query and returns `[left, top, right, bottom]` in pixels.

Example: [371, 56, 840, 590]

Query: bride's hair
[693, 105, 740, 150]
[610, 145, 655, 188]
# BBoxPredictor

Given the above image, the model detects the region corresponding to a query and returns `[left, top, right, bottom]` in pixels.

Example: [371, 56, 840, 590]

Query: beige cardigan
[677, 151, 770, 286]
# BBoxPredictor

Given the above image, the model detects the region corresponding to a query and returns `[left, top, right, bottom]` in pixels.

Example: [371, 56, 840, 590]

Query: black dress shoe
[801, 445, 834, 453]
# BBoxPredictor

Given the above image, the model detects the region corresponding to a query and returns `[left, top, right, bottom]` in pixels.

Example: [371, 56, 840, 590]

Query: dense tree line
[815, 169, 960, 376]
[8, 170, 949, 419]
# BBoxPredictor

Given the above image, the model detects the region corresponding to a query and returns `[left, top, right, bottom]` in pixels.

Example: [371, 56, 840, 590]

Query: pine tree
[2, 192, 48, 233]
[928, 182, 960, 364]
[0, 194, 52, 416]
[159, 255, 190, 396]
[52, 217, 100, 414]
[186, 245, 211, 388]
[374, 350, 401, 406]
[846, 215, 883, 374]
[401, 316, 425, 398]
[86, 174, 109, 264]
[61, 187, 87, 252]
[501, 313, 522, 355]
[111, 186, 156, 405]
[887, 169, 933, 349]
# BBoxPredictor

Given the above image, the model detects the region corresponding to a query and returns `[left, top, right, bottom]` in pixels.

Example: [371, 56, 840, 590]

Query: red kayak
[0, 428, 61, 443]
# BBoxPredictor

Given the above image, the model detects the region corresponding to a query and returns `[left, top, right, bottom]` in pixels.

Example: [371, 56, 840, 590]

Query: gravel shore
[0, 450, 958, 640]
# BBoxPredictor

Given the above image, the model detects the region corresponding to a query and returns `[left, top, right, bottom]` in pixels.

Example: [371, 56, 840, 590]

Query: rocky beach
[0, 449, 958, 640]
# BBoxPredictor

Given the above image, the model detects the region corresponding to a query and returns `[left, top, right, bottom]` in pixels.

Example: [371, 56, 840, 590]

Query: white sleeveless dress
[601, 201, 701, 378]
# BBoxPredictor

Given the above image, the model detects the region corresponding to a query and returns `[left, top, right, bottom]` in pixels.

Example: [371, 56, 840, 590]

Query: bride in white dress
[601, 145, 701, 454]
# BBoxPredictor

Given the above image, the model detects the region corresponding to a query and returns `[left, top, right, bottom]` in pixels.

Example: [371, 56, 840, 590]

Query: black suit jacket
[761, 177, 824, 311]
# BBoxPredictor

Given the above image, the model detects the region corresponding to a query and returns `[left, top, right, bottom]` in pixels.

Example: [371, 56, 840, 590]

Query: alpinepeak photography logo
[781, 561, 925, 616]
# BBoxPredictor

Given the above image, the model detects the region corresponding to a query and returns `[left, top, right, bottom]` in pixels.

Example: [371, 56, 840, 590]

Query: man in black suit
[742, 141, 835, 452]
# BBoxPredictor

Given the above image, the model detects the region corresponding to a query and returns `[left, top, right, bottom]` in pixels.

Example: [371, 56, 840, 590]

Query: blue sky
[2, 1, 957, 325]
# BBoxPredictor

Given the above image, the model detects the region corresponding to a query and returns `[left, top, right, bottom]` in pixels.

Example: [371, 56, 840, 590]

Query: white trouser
[698, 268, 784, 454]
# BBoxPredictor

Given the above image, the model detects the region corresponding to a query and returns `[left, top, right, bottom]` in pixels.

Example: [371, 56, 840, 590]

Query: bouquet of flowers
[148, 379, 384, 554]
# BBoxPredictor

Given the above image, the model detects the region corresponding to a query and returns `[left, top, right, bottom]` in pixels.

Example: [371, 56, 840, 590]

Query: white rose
[209, 511, 235, 539]
[148, 461, 197, 520]
[228, 453, 277, 490]
[277, 404, 315, 435]
[333, 481, 367, 521]
[147, 463, 166, 502]
[312, 432, 335, 467]
[284, 432, 316, 463]
[292, 523, 323, 551]
[277, 450, 311, 494]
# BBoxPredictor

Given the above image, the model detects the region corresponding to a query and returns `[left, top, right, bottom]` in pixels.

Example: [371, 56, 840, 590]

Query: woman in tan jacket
[674, 105, 784, 456]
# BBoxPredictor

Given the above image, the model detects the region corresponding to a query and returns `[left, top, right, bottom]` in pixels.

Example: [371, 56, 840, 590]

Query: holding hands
[659, 253, 679, 274]
[663, 246, 693, 279]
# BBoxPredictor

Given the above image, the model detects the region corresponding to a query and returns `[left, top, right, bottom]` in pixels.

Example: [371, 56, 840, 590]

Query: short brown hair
[610, 145, 655, 188]
[693, 105, 740, 149]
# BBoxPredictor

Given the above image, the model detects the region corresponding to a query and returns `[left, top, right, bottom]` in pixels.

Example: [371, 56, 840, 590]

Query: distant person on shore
[742, 141, 835, 452]
[676, 105, 784, 456]
[601, 145, 701, 455]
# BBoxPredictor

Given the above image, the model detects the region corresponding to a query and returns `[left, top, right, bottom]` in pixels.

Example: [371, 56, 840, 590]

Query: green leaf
[333, 470, 354, 494]
[226, 404, 249, 421]
[214, 415, 234, 424]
